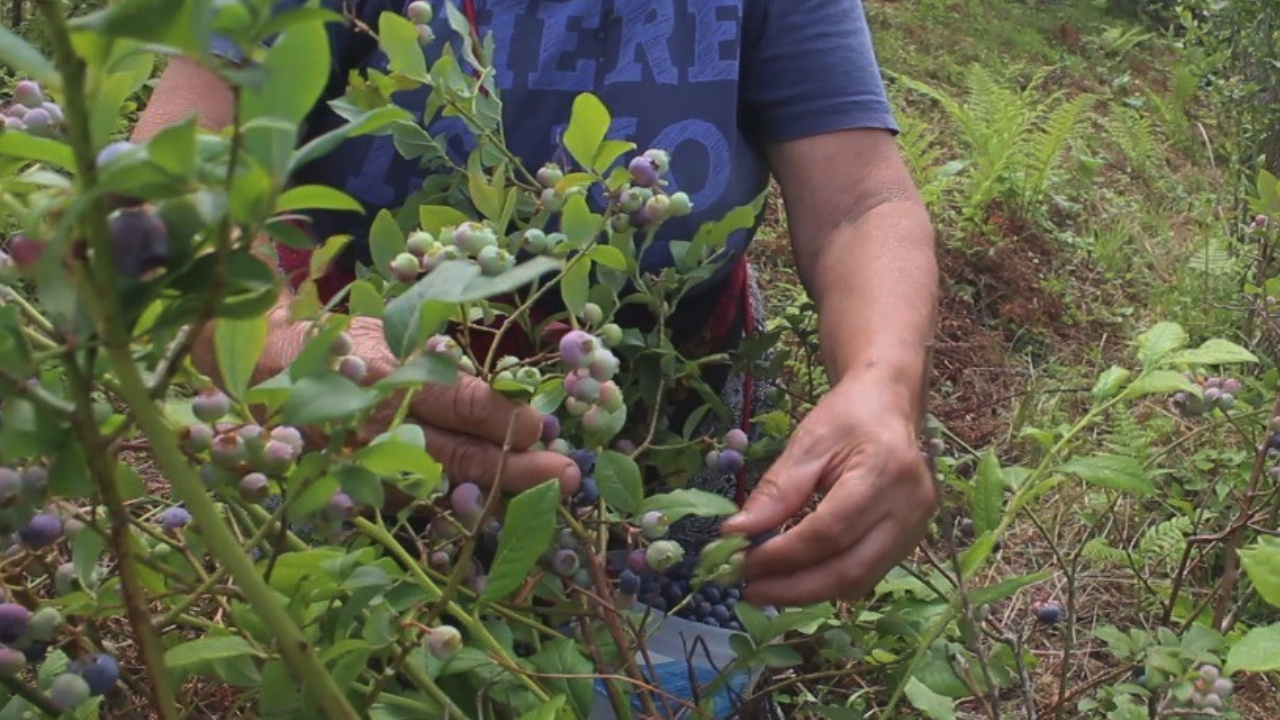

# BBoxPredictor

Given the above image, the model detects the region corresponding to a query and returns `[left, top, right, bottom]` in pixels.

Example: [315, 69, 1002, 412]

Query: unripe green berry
[428, 625, 463, 661]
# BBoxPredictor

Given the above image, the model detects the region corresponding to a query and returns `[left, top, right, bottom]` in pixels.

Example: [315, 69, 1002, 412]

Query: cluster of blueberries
[618, 558, 746, 631]
[1, 81, 63, 137]
[0, 602, 120, 711]
[1171, 375, 1242, 418]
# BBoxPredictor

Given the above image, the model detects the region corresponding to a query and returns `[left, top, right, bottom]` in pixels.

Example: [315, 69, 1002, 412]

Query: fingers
[742, 519, 901, 607]
[423, 423, 582, 496]
[740, 458, 885, 581]
[408, 372, 544, 450]
[720, 427, 830, 539]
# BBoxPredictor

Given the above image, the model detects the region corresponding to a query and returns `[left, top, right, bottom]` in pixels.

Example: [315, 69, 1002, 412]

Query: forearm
[801, 197, 937, 427]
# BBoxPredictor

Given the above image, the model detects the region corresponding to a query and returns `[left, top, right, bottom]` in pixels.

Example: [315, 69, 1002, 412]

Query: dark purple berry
[552, 548, 580, 577]
[716, 449, 744, 475]
[108, 208, 171, 278]
[568, 449, 596, 476]
[20, 642, 46, 663]
[574, 477, 599, 507]
[159, 506, 191, 531]
[18, 513, 62, 548]
[540, 414, 561, 443]
[1034, 600, 1062, 625]
[450, 482, 484, 523]
[626, 549, 650, 575]
[0, 604, 30, 642]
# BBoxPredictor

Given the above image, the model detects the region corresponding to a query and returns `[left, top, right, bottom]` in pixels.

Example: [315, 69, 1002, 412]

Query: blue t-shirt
[214, 0, 898, 339]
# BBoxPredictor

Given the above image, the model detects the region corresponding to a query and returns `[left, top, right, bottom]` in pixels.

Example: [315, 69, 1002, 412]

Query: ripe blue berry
[1034, 600, 1062, 625]
[72, 653, 120, 696]
[48, 672, 91, 711]
[569, 449, 596, 476]
[716, 449, 744, 475]
[338, 355, 367, 383]
[270, 425, 305, 453]
[428, 625, 463, 661]
[575, 477, 600, 507]
[19, 513, 62, 548]
[618, 569, 641, 595]
[183, 423, 213, 453]
[96, 140, 137, 168]
[159, 506, 191, 531]
[108, 208, 171, 277]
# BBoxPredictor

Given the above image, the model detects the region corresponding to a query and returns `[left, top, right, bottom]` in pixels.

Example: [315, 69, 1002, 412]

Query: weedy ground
[754, 0, 1278, 717]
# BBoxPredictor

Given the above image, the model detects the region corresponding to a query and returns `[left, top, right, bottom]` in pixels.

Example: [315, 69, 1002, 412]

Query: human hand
[719, 376, 938, 607]
[340, 318, 583, 503]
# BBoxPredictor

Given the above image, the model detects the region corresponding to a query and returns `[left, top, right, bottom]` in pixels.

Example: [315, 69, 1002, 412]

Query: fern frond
[1107, 105, 1161, 178]
[1083, 537, 1130, 567]
[1022, 92, 1095, 206]
[1137, 516, 1191, 567]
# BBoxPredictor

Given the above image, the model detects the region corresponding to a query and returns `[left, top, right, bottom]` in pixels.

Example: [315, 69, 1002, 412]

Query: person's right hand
[343, 317, 583, 503]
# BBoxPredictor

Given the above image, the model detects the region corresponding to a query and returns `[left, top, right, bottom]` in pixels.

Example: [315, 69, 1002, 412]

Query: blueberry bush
[0, 2, 811, 718]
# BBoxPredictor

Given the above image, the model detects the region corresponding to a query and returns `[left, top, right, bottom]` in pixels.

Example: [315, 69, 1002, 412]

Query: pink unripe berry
[582, 406, 609, 434]
[327, 491, 356, 519]
[450, 482, 484, 523]
[614, 438, 637, 454]
[725, 428, 749, 452]
[0, 647, 23, 676]
[259, 440, 297, 474]
[210, 433, 247, 469]
[21, 108, 50, 133]
[428, 625, 463, 661]
[12, 81, 43, 109]
[626, 548, 649, 575]
[589, 350, 619, 381]
[565, 370, 601, 403]
[183, 423, 213, 453]
[1222, 378, 1242, 394]
[270, 425, 304, 453]
[338, 355, 367, 383]
[598, 381, 623, 412]
[559, 330, 598, 369]
[628, 155, 661, 187]
[239, 472, 270, 503]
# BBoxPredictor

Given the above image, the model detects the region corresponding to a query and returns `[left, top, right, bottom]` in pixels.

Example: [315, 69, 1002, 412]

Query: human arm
[720, 127, 940, 606]
[131, 58, 581, 496]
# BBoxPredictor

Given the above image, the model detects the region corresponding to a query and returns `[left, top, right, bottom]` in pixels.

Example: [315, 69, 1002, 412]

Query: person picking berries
[131, 0, 940, 609]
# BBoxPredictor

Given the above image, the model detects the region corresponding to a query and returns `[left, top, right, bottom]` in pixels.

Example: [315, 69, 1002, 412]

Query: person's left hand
[719, 375, 939, 607]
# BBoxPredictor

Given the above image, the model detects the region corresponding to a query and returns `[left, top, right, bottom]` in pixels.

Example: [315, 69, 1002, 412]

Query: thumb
[720, 438, 824, 538]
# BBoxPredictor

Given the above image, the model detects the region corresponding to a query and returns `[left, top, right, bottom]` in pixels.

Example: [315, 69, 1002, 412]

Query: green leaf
[349, 280, 384, 319]
[905, 676, 956, 720]
[1091, 365, 1132, 402]
[419, 256, 563, 304]
[1136, 322, 1188, 367]
[971, 451, 1003, 535]
[276, 185, 365, 214]
[0, 25, 58, 87]
[560, 258, 590, 316]
[382, 290, 453, 361]
[527, 640, 594, 718]
[593, 450, 642, 513]
[1166, 338, 1260, 367]
[164, 636, 262, 670]
[418, 205, 471, 233]
[369, 209, 405, 282]
[378, 11, 428, 79]
[288, 105, 410, 176]
[970, 569, 1053, 606]
[1239, 541, 1280, 610]
[593, 139, 635, 174]
[70, 0, 204, 55]
[1120, 370, 1196, 400]
[638, 489, 739, 523]
[1225, 623, 1280, 674]
[377, 354, 459, 389]
[281, 375, 380, 426]
[1056, 454, 1155, 497]
[1258, 168, 1280, 214]
[561, 194, 603, 246]
[238, 19, 331, 176]
[587, 244, 627, 270]
[0, 132, 74, 169]
[562, 93, 610, 171]
[481, 480, 561, 602]
[214, 316, 268, 401]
